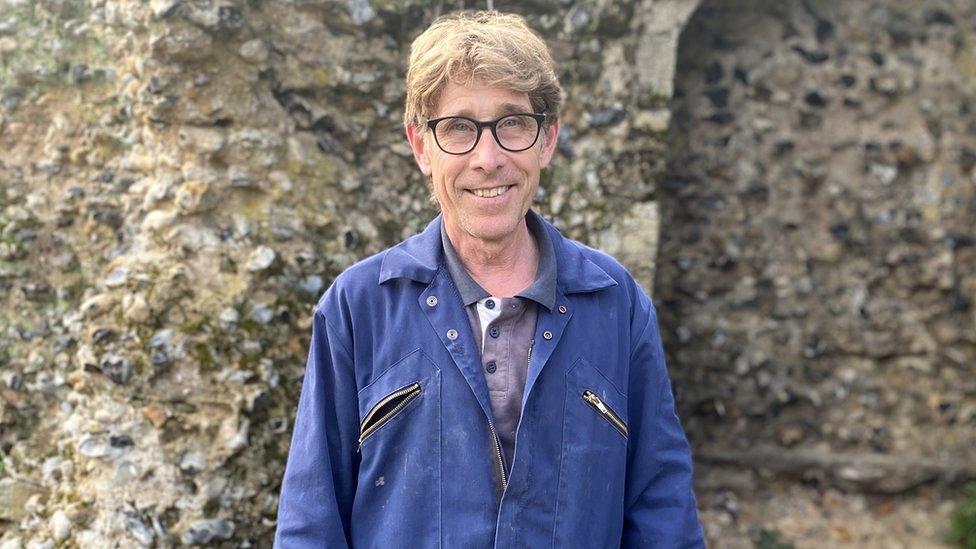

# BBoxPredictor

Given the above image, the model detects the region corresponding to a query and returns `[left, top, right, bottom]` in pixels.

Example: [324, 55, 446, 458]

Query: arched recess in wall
[658, 0, 976, 485]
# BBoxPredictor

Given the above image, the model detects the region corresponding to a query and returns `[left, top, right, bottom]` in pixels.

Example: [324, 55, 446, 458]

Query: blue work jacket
[275, 212, 704, 548]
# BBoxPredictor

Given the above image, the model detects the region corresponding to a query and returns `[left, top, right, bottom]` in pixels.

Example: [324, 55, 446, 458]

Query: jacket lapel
[521, 218, 618, 406]
[380, 215, 494, 421]
[419, 267, 495, 422]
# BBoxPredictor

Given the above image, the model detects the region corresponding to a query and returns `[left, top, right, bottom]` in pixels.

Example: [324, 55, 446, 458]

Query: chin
[462, 214, 522, 242]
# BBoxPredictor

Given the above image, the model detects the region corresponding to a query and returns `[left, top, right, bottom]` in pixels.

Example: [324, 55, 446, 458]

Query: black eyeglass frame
[425, 112, 550, 155]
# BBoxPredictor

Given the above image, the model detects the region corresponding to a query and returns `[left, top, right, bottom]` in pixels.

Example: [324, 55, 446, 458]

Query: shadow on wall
[659, 0, 976, 490]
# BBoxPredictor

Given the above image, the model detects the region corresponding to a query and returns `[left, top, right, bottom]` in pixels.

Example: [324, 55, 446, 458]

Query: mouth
[466, 185, 513, 199]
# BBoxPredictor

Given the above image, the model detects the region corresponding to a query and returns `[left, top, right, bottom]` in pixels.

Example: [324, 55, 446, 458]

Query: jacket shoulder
[560, 236, 658, 334]
[572, 240, 635, 285]
[568, 237, 647, 294]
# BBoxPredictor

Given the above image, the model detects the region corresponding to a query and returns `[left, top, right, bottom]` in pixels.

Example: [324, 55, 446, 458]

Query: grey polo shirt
[440, 210, 557, 472]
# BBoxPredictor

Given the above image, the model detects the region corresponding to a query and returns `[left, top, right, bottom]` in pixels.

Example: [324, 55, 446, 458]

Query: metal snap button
[446, 329, 458, 340]
[543, 330, 553, 340]
[485, 361, 497, 373]
[558, 305, 567, 314]
[426, 295, 438, 307]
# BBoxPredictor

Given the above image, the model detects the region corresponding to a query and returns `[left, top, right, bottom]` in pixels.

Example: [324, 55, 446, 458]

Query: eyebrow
[448, 102, 535, 119]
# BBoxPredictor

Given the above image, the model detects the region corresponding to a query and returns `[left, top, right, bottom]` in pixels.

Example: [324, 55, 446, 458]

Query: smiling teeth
[472, 186, 509, 198]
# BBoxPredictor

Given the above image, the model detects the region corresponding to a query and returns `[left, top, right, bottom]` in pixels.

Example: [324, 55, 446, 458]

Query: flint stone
[150, 0, 181, 18]
[104, 267, 128, 288]
[121, 509, 155, 546]
[50, 510, 71, 542]
[298, 274, 324, 295]
[239, 39, 268, 64]
[250, 303, 274, 325]
[219, 307, 240, 328]
[565, 5, 589, 32]
[347, 0, 375, 25]
[586, 107, 627, 128]
[148, 330, 173, 350]
[100, 354, 133, 385]
[245, 246, 276, 272]
[78, 436, 123, 460]
[181, 519, 234, 545]
[179, 451, 206, 474]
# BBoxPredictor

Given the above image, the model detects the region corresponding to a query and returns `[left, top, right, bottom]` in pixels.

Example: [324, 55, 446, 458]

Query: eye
[500, 116, 524, 128]
[445, 119, 475, 133]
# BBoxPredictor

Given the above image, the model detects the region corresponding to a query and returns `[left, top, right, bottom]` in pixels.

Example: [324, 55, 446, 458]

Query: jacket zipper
[582, 390, 628, 438]
[358, 382, 422, 451]
[489, 421, 507, 491]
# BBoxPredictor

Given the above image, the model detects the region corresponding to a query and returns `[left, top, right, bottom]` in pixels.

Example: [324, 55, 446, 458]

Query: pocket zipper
[582, 390, 628, 438]
[358, 382, 422, 450]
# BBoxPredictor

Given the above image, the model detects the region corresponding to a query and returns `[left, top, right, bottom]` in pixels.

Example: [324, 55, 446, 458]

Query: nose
[468, 128, 507, 173]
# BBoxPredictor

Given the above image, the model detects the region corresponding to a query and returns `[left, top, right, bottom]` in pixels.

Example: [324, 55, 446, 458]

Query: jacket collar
[378, 211, 617, 295]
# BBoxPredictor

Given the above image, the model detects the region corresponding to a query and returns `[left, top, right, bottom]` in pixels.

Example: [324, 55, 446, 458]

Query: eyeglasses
[426, 113, 549, 155]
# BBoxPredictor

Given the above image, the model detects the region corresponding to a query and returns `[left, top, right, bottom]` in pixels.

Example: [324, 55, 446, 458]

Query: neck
[445, 216, 539, 297]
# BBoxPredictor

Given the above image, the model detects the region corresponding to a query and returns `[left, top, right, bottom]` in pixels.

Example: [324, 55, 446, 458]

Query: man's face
[406, 80, 559, 245]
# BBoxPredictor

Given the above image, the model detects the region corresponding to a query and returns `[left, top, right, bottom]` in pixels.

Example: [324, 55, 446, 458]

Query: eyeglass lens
[434, 115, 540, 154]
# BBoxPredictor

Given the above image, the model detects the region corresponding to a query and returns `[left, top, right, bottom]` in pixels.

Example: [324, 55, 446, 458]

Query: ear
[405, 123, 432, 177]
[538, 119, 560, 169]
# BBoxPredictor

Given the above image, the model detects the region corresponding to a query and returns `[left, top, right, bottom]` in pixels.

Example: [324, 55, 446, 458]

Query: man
[275, 10, 703, 548]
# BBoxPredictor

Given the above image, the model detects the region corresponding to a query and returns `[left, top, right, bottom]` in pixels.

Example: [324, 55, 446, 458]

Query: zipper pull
[583, 391, 608, 414]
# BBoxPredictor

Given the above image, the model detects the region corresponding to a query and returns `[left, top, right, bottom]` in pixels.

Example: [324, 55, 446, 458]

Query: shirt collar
[439, 210, 557, 310]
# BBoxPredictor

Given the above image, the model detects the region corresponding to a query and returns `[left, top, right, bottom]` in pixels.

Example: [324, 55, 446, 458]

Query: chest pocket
[350, 348, 441, 545]
[553, 357, 628, 548]
[356, 348, 439, 450]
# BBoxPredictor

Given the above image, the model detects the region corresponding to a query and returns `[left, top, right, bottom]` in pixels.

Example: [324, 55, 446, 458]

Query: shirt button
[426, 296, 438, 307]
[543, 330, 553, 340]
[489, 326, 500, 338]
[558, 305, 567, 314]
[446, 329, 458, 340]
[485, 361, 497, 373]
[485, 299, 495, 309]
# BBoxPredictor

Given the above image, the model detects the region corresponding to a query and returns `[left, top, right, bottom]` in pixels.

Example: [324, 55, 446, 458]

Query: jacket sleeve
[622, 292, 705, 548]
[275, 298, 360, 548]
